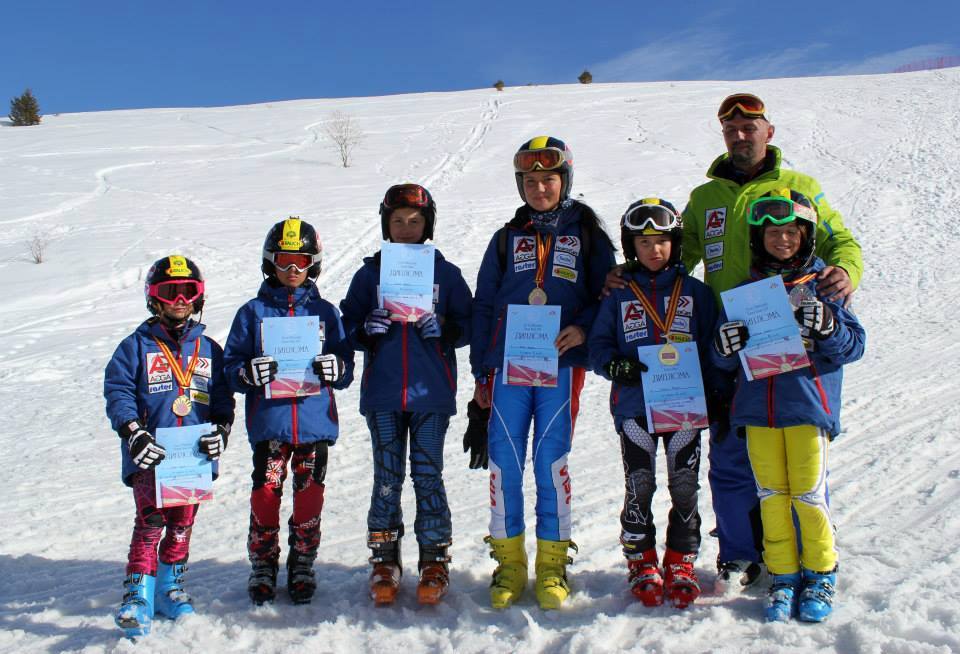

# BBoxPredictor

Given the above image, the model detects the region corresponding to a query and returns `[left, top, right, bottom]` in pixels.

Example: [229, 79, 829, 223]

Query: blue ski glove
[416, 312, 442, 340]
[364, 308, 391, 337]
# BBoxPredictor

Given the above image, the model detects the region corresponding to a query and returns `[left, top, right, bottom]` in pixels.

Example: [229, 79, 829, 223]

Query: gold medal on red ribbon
[528, 232, 552, 306]
[627, 276, 685, 341]
[152, 336, 202, 418]
[528, 288, 548, 305]
[171, 394, 193, 417]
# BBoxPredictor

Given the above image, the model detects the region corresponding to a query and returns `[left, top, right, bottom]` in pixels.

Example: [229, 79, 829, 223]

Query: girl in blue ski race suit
[104, 255, 234, 638]
[589, 198, 719, 609]
[470, 136, 616, 610]
[339, 184, 472, 606]
[223, 218, 354, 606]
[712, 189, 865, 623]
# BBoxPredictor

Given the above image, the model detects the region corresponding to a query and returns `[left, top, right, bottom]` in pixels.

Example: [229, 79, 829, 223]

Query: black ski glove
[795, 299, 835, 339]
[199, 423, 231, 461]
[120, 420, 166, 470]
[463, 399, 490, 470]
[706, 390, 731, 443]
[604, 357, 647, 386]
[715, 321, 749, 357]
[241, 356, 278, 387]
[312, 354, 345, 384]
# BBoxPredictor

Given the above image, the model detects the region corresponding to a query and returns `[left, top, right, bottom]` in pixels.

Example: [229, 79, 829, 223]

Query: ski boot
[416, 543, 451, 605]
[797, 567, 837, 623]
[485, 533, 528, 609]
[115, 572, 156, 638]
[662, 548, 701, 608]
[626, 549, 663, 607]
[286, 551, 317, 605]
[765, 571, 802, 622]
[248, 559, 279, 605]
[715, 558, 765, 595]
[154, 562, 194, 619]
[368, 529, 402, 606]
[535, 538, 577, 610]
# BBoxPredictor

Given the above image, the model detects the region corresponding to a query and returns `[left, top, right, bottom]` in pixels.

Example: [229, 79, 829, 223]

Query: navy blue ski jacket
[470, 201, 616, 378]
[104, 319, 235, 486]
[711, 258, 866, 437]
[340, 248, 472, 416]
[589, 263, 720, 419]
[223, 279, 354, 446]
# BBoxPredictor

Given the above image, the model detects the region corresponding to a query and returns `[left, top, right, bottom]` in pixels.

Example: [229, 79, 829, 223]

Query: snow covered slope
[2, 68, 959, 653]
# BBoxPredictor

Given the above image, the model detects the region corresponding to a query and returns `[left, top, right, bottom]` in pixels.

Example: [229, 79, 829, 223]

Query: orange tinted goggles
[383, 184, 431, 210]
[513, 147, 568, 173]
[717, 93, 766, 121]
[273, 252, 314, 272]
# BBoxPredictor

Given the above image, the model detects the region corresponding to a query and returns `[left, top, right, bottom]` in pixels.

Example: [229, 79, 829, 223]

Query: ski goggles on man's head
[622, 203, 680, 234]
[748, 196, 817, 226]
[382, 183, 431, 210]
[513, 147, 570, 174]
[148, 280, 204, 305]
[717, 93, 766, 122]
[272, 251, 317, 273]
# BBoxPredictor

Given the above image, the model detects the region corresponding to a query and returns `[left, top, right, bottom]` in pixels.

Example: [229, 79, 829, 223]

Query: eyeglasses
[272, 252, 315, 273]
[748, 197, 817, 226]
[717, 93, 766, 122]
[622, 203, 680, 233]
[383, 184, 431, 210]
[149, 280, 204, 305]
[513, 147, 570, 173]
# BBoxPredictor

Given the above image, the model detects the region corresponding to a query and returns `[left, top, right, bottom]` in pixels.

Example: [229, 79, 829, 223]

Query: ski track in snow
[1, 71, 959, 654]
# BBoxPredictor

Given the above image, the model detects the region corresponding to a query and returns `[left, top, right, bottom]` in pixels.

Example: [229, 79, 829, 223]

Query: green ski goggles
[748, 196, 817, 226]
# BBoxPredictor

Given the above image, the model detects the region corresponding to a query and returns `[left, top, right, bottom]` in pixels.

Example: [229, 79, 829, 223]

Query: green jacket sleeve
[681, 201, 704, 272]
[809, 181, 863, 290]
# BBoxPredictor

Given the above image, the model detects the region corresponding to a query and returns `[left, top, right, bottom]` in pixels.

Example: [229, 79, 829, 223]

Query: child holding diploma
[470, 136, 616, 610]
[712, 188, 865, 623]
[339, 183, 472, 605]
[588, 198, 719, 609]
[104, 255, 235, 637]
[224, 218, 354, 606]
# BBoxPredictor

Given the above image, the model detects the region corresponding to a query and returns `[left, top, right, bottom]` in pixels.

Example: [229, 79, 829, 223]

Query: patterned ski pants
[126, 470, 198, 575]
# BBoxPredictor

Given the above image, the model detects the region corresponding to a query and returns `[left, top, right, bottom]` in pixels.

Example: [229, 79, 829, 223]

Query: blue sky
[4, 0, 958, 114]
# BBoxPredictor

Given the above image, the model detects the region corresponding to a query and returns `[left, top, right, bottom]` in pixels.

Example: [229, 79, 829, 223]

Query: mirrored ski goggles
[148, 280, 204, 305]
[748, 197, 817, 226]
[272, 252, 317, 272]
[513, 147, 569, 173]
[622, 203, 680, 233]
[717, 93, 766, 121]
[383, 184, 431, 209]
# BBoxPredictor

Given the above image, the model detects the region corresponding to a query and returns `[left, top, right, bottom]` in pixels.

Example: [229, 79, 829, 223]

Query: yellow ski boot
[485, 534, 528, 608]
[535, 539, 577, 609]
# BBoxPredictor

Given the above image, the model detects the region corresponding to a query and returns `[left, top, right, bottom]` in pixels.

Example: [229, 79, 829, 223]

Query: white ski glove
[715, 321, 749, 357]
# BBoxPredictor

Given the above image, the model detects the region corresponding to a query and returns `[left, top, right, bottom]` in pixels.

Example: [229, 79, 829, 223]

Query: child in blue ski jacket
[589, 198, 719, 609]
[104, 255, 235, 638]
[712, 188, 865, 623]
[470, 136, 617, 610]
[339, 183, 472, 606]
[223, 217, 354, 606]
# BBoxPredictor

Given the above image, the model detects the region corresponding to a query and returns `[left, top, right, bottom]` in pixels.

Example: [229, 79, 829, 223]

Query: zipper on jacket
[401, 323, 409, 411]
[288, 290, 299, 445]
[766, 376, 775, 428]
[808, 361, 832, 415]
[435, 341, 455, 390]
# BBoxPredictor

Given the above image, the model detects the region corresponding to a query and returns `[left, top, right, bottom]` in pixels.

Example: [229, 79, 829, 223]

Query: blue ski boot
[155, 562, 195, 619]
[798, 567, 837, 623]
[115, 572, 156, 638]
[765, 571, 801, 622]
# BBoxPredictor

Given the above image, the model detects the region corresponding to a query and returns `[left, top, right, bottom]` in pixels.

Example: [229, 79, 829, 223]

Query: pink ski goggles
[148, 279, 204, 305]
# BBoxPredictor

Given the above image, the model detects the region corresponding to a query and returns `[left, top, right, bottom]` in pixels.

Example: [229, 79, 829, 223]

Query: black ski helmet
[513, 136, 574, 204]
[620, 197, 683, 267]
[748, 188, 818, 275]
[144, 255, 205, 315]
[261, 217, 323, 279]
[378, 183, 437, 242]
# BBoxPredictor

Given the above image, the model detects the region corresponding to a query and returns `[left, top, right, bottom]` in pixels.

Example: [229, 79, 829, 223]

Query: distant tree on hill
[578, 70, 593, 84]
[494, 80, 505, 91]
[9, 88, 41, 126]
[324, 111, 364, 168]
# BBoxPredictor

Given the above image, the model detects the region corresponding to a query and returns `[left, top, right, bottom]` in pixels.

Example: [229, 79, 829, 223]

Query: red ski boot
[626, 549, 663, 607]
[662, 548, 701, 609]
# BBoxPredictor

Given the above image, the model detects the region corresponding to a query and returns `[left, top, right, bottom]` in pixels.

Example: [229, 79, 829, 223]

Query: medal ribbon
[627, 276, 684, 338]
[783, 272, 817, 288]
[533, 232, 552, 290]
[152, 337, 202, 395]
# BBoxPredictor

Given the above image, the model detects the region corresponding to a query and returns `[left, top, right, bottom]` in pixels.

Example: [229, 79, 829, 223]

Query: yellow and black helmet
[620, 197, 683, 266]
[261, 217, 323, 279]
[513, 135, 574, 204]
